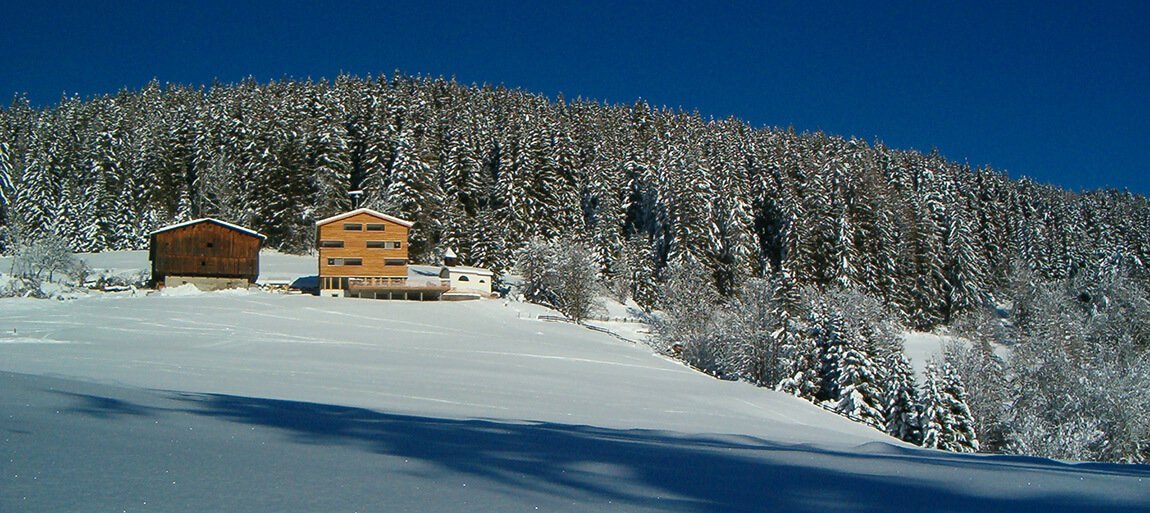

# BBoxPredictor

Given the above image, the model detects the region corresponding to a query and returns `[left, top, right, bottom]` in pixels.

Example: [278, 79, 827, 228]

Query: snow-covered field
[2, 253, 1148, 512]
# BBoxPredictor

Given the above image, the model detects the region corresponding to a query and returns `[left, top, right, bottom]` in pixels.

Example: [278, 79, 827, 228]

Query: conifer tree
[920, 362, 979, 453]
[883, 352, 921, 443]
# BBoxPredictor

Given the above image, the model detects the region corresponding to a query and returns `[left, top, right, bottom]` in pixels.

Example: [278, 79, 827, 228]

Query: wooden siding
[150, 221, 262, 283]
[317, 211, 410, 281]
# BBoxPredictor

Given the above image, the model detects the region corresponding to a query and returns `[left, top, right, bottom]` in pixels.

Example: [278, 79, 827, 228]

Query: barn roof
[150, 218, 267, 240]
[315, 208, 415, 228]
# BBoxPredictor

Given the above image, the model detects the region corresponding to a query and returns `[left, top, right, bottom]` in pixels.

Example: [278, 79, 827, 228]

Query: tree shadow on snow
[55, 391, 155, 419]
[158, 391, 1150, 513]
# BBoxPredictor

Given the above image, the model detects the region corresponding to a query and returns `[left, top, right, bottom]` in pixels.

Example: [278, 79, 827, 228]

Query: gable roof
[150, 218, 266, 240]
[315, 208, 414, 228]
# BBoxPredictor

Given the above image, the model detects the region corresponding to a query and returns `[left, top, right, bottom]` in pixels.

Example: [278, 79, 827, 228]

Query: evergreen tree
[920, 362, 979, 453]
[883, 351, 921, 444]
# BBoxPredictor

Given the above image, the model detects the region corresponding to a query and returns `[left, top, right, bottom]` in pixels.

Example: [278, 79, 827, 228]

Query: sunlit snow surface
[2, 253, 1148, 512]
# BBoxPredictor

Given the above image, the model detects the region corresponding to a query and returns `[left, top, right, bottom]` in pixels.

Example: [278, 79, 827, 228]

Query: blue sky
[2, 1, 1147, 194]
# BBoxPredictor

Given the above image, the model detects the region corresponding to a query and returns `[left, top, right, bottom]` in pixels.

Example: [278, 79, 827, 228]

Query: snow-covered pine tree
[919, 362, 979, 453]
[942, 202, 988, 321]
[775, 279, 819, 399]
[944, 318, 1008, 452]
[0, 141, 16, 251]
[882, 351, 921, 444]
[940, 362, 980, 452]
[724, 278, 782, 385]
[309, 87, 353, 217]
[829, 342, 887, 430]
[918, 363, 948, 451]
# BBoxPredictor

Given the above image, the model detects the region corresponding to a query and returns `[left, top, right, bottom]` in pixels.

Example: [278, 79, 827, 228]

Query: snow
[902, 331, 1012, 376]
[902, 332, 952, 375]
[150, 217, 267, 240]
[2, 253, 1149, 512]
[0, 249, 318, 286]
[314, 207, 414, 228]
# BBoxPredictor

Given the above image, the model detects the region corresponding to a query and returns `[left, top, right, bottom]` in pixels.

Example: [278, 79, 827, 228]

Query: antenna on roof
[348, 190, 364, 209]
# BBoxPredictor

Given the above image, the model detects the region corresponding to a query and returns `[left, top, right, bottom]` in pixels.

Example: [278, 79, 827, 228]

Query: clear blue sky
[2, 1, 1147, 194]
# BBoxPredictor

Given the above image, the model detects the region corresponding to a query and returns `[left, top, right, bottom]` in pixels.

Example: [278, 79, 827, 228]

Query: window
[343, 223, 362, 231]
[206, 242, 214, 248]
[458, 275, 470, 282]
[366, 241, 401, 249]
[366, 223, 386, 231]
[384, 258, 407, 266]
[327, 258, 362, 266]
[322, 277, 350, 289]
[320, 240, 345, 248]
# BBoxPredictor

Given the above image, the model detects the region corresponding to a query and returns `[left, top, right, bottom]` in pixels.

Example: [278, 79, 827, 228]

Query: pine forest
[2, 74, 1149, 462]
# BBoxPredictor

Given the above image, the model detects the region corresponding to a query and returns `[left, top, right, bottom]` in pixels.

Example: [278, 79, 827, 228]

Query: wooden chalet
[149, 218, 265, 290]
[315, 208, 449, 300]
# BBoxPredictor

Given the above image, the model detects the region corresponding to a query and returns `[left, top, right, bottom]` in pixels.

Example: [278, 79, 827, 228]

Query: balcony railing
[348, 277, 451, 290]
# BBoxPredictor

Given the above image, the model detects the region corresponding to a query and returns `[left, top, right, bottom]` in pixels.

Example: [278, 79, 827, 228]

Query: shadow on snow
[132, 391, 1150, 513]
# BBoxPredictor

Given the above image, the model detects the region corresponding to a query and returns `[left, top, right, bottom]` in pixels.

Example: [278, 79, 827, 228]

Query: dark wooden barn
[149, 218, 266, 289]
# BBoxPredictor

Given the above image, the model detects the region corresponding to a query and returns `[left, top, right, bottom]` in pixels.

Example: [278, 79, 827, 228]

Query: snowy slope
[2, 253, 1149, 512]
[903, 332, 952, 375]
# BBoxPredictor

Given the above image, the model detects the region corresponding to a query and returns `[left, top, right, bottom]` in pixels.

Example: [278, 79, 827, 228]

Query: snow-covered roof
[442, 265, 494, 276]
[443, 248, 458, 259]
[408, 265, 442, 277]
[315, 208, 414, 228]
[150, 218, 266, 240]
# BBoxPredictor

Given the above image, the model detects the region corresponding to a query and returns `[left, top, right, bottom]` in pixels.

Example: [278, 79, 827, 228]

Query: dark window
[384, 258, 407, 266]
[343, 223, 362, 231]
[320, 240, 345, 248]
[458, 275, 470, 282]
[206, 242, 214, 248]
[201, 260, 207, 266]
[366, 241, 387, 248]
[366, 223, 386, 231]
[327, 258, 363, 266]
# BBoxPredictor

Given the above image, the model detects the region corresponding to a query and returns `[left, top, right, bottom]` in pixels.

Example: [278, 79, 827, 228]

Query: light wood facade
[315, 208, 414, 292]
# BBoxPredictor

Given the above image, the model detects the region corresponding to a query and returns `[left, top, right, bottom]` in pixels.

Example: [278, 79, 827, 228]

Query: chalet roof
[443, 248, 458, 259]
[150, 218, 267, 240]
[442, 266, 494, 276]
[315, 208, 414, 228]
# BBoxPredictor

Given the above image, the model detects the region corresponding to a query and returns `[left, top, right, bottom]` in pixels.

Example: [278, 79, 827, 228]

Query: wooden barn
[315, 208, 449, 299]
[149, 218, 265, 290]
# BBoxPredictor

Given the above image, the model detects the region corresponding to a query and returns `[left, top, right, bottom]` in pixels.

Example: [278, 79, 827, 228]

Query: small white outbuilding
[439, 266, 494, 295]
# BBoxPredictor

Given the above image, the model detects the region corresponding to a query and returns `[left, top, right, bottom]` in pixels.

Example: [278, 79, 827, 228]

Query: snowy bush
[2, 237, 87, 298]
[11, 236, 76, 283]
[650, 256, 722, 368]
[955, 262, 1150, 462]
[515, 237, 604, 322]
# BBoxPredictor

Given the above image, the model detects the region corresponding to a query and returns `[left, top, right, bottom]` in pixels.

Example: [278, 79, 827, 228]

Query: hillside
[2, 252, 1148, 512]
[3, 74, 1150, 330]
